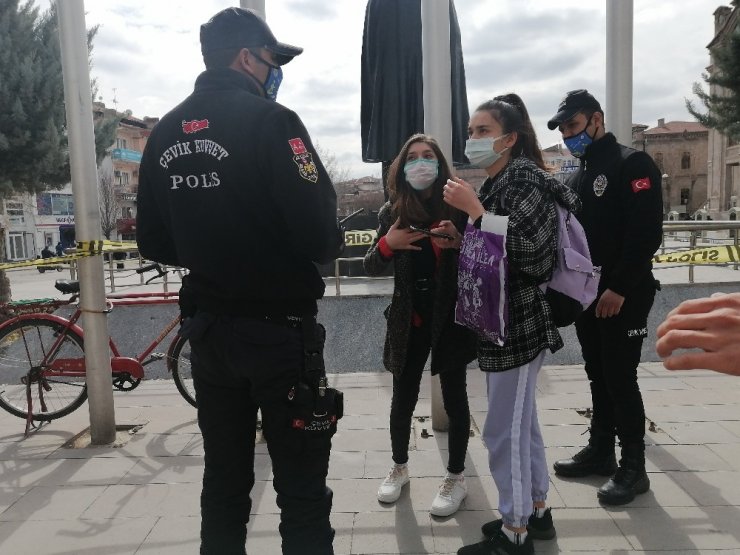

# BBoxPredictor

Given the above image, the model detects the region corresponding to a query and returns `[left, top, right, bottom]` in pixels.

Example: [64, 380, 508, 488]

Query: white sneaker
[377, 463, 410, 503]
[430, 473, 467, 516]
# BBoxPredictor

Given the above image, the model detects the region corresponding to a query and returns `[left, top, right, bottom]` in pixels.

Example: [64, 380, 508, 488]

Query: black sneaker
[481, 508, 556, 540]
[458, 529, 534, 555]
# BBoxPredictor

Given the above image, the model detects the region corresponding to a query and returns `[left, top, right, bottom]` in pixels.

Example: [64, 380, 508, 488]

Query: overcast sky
[36, 0, 723, 178]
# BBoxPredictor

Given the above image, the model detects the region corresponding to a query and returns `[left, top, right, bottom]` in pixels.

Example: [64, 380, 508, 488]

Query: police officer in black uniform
[547, 90, 662, 506]
[136, 8, 344, 554]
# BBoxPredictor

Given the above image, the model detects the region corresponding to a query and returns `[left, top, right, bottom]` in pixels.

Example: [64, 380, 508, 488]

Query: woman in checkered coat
[441, 94, 580, 555]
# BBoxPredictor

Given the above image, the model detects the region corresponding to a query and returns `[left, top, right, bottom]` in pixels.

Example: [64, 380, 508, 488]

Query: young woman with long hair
[439, 95, 580, 555]
[364, 133, 476, 517]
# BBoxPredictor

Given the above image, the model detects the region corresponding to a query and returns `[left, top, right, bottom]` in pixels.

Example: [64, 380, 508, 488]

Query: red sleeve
[378, 235, 394, 259]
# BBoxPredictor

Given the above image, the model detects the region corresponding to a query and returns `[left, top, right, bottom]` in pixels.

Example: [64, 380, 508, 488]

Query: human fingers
[431, 219, 456, 234]
[394, 231, 425, 250]
[657, 312, 714, 339]
[431, 222, 459, 240]
[666, 293, 740, 318]
[595, 296, 617, 318]
[655, 328, 720, 358]
[662, 351, 740, 375]
[595, 297, 604, 318]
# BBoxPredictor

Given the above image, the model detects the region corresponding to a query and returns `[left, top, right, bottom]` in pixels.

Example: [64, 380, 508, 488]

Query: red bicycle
[0, 263, 195, 435]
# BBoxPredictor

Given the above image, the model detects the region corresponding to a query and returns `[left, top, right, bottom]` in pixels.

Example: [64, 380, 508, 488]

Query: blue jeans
[185, 312, 335, 555]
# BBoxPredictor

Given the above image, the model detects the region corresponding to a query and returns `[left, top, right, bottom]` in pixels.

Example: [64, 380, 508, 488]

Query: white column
[240, 0, 265, 19]
[57, 0, 116, 444]
[422, 0, 452, 432]
[606, 0, 634, 145]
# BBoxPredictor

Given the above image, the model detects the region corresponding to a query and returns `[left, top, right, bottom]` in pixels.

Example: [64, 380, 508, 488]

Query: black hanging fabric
[360, 0, 470, 165]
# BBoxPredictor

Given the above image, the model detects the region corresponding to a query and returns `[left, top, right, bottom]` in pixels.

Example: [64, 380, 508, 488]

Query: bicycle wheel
[0, 318, 88, 421]
[168, 335, 196, 408]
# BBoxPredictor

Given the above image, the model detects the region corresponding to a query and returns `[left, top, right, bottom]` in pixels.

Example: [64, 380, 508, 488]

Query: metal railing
[331, 256, 391, 296]
[660, 220, 740, 283]
[64, 252, 183, 294]
[57, 220, 740, 295]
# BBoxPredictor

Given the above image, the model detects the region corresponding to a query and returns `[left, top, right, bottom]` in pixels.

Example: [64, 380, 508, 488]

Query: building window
[51, 194, 75, 215]
[654, 153, 664, 173]
[680, 188, 690, 205]
[37, 193, 74, 216]
[116, 138, 127, 149]
[114, 170, 130, 186]
[5, 201, 24, 223]
[8, 233, 27, 260]
[681, 152, 691, 170]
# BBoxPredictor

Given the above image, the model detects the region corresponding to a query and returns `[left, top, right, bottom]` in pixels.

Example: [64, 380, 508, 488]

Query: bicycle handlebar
[136, 263, 162, 274]
[136, 263, 169, 284]
[339, 208, 364, 226]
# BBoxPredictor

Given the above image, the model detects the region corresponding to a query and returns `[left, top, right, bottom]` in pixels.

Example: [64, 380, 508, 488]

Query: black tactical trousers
[575, 278, 657, 445]
[185, 312, 335, 555]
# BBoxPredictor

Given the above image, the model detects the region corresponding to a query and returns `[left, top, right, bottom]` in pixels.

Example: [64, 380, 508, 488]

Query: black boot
[553, 429, 617, 478]
[597, 442, 650, 505]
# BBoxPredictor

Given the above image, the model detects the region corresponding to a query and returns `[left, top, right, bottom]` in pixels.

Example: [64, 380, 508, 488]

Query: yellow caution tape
[0, 240, 140, 271]
[2, 237, 737, 271]
[76, 240, 138, 253]
[652, 245, 740, 265]
[344, 229, 377, 247]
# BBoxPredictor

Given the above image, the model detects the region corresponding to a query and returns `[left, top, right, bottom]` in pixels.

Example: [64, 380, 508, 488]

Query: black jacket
[363, 202, 476, 377]
[136, 68, 343, 316]
[569, 133, 663, 297]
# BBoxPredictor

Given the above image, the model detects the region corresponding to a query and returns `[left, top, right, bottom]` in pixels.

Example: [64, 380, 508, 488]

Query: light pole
[421, 0, 452, 432]
[239, 0, 265, 19]
[606, 0, 633, 146]
[662, 173, 671, 218]
[57, 0, 116, 444]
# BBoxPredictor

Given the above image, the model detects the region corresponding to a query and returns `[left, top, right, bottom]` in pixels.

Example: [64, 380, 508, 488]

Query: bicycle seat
[55, 280, 80, 294]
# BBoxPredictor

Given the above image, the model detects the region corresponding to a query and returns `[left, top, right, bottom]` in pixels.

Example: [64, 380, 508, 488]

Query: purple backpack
[545, 204, 600, 327]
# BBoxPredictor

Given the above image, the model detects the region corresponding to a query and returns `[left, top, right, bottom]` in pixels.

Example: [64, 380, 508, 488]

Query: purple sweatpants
[482, 351, 549, 528]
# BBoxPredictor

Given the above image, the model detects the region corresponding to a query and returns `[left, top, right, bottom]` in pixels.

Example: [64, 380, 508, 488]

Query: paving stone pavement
[1, 362, 739, 554]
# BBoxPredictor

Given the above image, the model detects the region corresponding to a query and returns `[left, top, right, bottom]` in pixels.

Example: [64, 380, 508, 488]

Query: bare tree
[314, 142, 351, 185]
[98, 170, 119, 239]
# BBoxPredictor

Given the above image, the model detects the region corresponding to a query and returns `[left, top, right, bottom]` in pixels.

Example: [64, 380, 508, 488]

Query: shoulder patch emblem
[631, 177, 652, 193]
[294, 152, 318, 183]
[593, 174, 608, 197]
[289, 138, 307, 155]
[182, 119, 209, 134]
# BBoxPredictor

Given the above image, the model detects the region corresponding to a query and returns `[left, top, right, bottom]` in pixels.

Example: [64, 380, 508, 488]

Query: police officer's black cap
[200, 7, 303, 66]
[547, 89, 603, 130]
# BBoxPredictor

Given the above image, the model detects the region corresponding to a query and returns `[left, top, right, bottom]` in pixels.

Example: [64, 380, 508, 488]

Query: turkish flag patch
[631, 177, 652, 193]
[288, 138, 307, 155]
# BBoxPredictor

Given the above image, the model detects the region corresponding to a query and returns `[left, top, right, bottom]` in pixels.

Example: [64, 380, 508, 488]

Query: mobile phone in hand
[408, 225, 454, 241]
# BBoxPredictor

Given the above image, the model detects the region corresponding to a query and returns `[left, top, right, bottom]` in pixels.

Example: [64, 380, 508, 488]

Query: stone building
[632, 119, 709, 218]
[705, 4, 740, 218]
[93, 102, 158, 241]
[1, 104, 157, 261]
[542, 144, 578, 183]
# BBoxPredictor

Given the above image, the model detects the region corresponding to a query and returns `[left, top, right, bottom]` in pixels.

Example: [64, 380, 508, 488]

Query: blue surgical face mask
[464, 135, 509, 169]
[252, 51, 283, 101]
[563, 116, 594, 158]
[404, 158, 438, 190]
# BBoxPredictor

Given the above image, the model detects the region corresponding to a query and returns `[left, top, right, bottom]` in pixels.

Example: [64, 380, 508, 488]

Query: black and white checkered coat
[477, 156, 581, 372]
